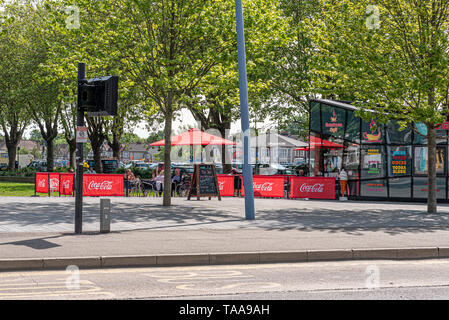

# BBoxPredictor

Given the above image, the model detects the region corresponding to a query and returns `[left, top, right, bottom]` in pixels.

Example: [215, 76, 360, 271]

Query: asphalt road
[1, 259, 449, 300]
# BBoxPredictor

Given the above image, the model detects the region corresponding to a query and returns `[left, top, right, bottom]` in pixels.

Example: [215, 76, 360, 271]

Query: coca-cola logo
[62, 180, 70, 189]
[253, 182, 274, 191]
[88, 180, 113, 191]
[50, 178, 59, 189]
[218, 181, 225, 190]
[38, 179, 46, 188]
[299, 183, 324, 193]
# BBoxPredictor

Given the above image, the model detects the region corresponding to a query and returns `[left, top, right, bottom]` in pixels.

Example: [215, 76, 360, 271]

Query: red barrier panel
[35, 173, 49, 194]
[35, 173, 124, 196]
[83, 174, 124, 196]
[60, 173, 74, 195]
[49, 173, 60, 191]
[217, 174, 235, 197]
[241, 175, 285, 198]
[290, 177, 335, 199]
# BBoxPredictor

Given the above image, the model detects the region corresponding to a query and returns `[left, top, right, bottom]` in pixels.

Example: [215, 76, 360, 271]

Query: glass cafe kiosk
[309, 99, 449, 201]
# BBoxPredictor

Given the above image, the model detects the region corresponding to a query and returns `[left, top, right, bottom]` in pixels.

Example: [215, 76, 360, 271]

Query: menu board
[391, 150, 407, 175]
[102, 159, 118, 173]
[188, 164, 221, 200]
[367, 148, 381, 175]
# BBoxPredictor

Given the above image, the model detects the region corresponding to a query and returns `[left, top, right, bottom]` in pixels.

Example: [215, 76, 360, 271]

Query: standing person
[231, 168, 241, 197]
[339, 168, 348, 200]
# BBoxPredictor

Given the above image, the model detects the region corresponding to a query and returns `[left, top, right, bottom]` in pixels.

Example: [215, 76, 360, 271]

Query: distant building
[85, 142, 159, 162]
[235, 132, 308, 165]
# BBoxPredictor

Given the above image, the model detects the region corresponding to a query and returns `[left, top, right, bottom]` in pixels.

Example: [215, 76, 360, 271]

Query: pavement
[1, 196, 449, 270]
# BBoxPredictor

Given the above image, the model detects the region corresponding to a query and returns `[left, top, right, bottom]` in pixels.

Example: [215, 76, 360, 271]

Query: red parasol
[150, 128, 236, 147]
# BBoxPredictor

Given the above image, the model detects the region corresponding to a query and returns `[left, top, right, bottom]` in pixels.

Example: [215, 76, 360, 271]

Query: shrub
[115, 167, 126, 174]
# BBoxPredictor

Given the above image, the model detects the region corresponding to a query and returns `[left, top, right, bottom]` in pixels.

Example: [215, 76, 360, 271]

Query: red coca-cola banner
[290, 177, 336, 199]
[60, 173, 74, 195]
[217, 174, 235, 197]
[83, 174, 124, 196]
[35, 173, 61, 193]
[241, 175, 285, 198]
[35, 173, 124, 196]
[35, 173, 50, 194]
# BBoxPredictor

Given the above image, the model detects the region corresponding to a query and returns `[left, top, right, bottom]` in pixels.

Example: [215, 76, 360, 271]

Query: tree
[184, 0, 290, 172]
[60, 100, 77, 168]
[0, 2, 36, 170]
[28, 79, 63, 172]
[41, 0, 147, 171]
[86, 116, 107, 173]
[310, 0, 449, 213]
[98, 0, 235, 206]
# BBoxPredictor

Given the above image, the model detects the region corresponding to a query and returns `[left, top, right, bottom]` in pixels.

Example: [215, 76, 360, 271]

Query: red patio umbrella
[150, 128, 236, 146]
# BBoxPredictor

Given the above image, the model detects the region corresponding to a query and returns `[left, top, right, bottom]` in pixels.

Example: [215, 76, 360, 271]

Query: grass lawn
[0, 181, 36, 196]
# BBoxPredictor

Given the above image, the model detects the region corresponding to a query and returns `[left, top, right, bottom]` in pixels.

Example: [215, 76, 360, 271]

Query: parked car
[27, 160, 47, 172]
[256, 163, 295, 175]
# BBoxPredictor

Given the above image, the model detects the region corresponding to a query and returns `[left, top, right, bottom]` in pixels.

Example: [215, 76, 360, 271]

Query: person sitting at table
[154, 169, 164, 196]
[171, 168, 183, 196]
[126, 169, 136, 181]
[86, 167, 96, 174]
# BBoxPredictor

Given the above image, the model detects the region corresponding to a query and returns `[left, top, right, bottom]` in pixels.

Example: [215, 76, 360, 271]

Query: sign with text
[60, 173, 75, 195]
[217, 175, 235, 197]
[290, 177, 336, 199]
[83, 174, 124, 196]
[241, 175, 285, 198]
[76, 126, 88, 143]
[188, 164, 221, 200]
[35, 173, 123, 196]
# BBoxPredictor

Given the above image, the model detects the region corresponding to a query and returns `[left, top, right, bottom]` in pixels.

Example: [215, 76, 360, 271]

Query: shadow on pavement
[0, 198, 448, 236]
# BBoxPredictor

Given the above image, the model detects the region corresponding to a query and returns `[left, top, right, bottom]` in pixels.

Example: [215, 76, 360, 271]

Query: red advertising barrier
[241, 175, 285, 198]
[60, 173, 74, 195]
[83, 174, 124, 196]
[35, 173, 50, 194]
[35, 173, 124, 196]
[217, 174, 235, 197]
[290, 177, 336, 199]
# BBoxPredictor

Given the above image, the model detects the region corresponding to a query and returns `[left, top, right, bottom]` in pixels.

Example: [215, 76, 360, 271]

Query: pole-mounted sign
[76, 126, 88, 143]
[75, 63, 118, 234]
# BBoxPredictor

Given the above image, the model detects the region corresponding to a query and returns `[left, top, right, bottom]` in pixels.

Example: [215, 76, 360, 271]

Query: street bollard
[100, 198, 111, 233]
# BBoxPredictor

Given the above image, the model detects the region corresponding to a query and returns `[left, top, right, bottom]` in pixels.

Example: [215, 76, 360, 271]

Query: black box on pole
[80, 75, 119, 116]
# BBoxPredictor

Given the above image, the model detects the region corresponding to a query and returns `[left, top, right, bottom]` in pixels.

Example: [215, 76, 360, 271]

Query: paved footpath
[1, 196, 449, 268]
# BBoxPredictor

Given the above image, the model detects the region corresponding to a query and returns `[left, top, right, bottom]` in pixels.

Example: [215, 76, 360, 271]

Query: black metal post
[75, 63, 86, 234]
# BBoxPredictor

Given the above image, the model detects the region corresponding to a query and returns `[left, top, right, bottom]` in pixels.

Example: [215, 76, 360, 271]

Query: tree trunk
[87, 118, 106, 173]
[6, 143, 17, 171]
[46, 139, 55, 172]
[109, 134, 121, 160]
[163, 100, 173, 207]
[427, 125, 437, 214]
[91, 139, 103, 173]
[68, 139, 76, 169]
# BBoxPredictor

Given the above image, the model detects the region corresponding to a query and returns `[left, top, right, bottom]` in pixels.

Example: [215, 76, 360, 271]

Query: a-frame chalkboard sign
[187, 164, 221, 201]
